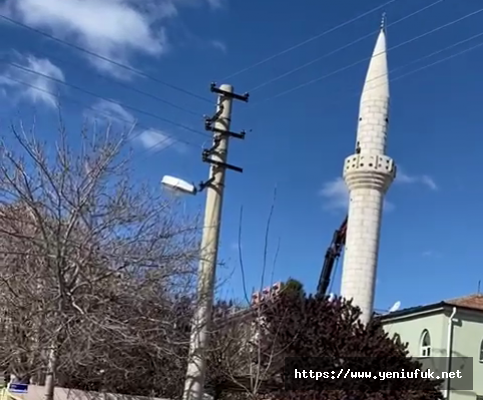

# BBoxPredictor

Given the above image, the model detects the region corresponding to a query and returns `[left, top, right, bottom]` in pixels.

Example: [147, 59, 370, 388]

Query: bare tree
[205, 189, 287, 400]
[0, 119, 200, 399]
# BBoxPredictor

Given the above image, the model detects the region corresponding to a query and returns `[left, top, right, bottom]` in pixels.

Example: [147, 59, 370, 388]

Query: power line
[0, 59, 210, 138]
[220, 0, 396, 81]
[7, 46, 203, 118]
[315, 32, 483, 111]
[0, 13, 212, 105]
[247, 0, 444, 92]
[130, 133, 188, 159]
[369, 30, 483, 92]
[251, 6, 483, 106]
[131, 122, 203, 159]
[390, 40, 483, 85]
[0, 75, 201, 153]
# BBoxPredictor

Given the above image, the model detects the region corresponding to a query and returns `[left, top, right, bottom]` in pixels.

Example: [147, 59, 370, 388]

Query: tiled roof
[445, 293, 483, 311]
[379, 293, 483, 320]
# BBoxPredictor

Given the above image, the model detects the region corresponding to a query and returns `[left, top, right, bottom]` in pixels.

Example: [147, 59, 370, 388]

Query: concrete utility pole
[182, 83, 248, 400]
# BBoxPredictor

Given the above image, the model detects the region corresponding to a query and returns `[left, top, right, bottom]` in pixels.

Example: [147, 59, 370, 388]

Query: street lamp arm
[198, 177, 215, 193]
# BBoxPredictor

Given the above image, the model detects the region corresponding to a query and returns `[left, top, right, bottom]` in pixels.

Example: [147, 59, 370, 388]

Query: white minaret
[340, 15, 396, 324]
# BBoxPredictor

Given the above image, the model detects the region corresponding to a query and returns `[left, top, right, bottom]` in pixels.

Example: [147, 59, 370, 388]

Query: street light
[161, 175, 215, 196]
[161, 175, 197, 196]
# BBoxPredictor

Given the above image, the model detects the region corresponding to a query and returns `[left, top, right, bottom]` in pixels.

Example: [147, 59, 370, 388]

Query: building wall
[382, 309, 447, 357]
[382, 307, 483, 400]
[2, 385, 168, 400]
[449, 308, 483, 400]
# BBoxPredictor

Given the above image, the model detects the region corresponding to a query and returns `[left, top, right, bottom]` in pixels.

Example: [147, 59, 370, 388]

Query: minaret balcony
[343, 153, 396, 192]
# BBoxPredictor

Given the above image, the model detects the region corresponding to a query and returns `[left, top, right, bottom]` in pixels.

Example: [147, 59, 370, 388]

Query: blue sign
[8, 383, 28, 394]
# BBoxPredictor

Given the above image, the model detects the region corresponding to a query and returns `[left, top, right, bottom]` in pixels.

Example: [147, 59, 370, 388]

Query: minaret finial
[380, 12, 386, 31]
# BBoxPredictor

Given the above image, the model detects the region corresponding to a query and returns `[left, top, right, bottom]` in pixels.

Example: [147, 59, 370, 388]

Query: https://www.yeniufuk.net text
[294, 368, 463, 381]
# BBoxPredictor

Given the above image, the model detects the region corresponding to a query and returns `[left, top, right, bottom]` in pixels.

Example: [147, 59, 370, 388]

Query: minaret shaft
[341, 188, 383, 319]
[340, 25, 396, 324]
[356, 97, 389, 156]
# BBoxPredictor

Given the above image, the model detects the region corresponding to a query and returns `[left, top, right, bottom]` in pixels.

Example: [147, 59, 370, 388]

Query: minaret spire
[359, 20, 389, 154]
[380, 12, 386, 31]
[339, 19, 397, 324]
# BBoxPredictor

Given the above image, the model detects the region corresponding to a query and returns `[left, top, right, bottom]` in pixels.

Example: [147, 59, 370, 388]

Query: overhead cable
[220, 0, 396, 81]
[0, 14, 212, 104]
[0, 75, 201, 153]
[247, 0, 444, 92]
[253, 6, 483, 106]
[0, 59, 210, 138]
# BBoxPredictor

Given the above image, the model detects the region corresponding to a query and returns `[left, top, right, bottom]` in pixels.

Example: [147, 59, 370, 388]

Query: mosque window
[420, 330, 431, 357]
[479, 340, 483, 363]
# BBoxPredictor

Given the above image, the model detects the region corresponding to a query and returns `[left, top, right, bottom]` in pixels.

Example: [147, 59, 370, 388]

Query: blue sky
[0, 0, 482, 313]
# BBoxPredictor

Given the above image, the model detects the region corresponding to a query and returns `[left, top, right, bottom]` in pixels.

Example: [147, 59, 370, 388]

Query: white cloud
[86, 99, 137, 125]
[0, 54, 64, 108]
[2, 0, 222, 78]
[206, 0, 224, 8]
[422, 250, 441, 258]
[384, 201, 395, 212]
[319, 177, 348, 210]
[86, 101, 185, 153]
[2, 0, 166, 78]
[319, 168, 437, 213]
[136, 129, 180, 152]
[396, 169, 438, 190]
[318, 177, 394, 212]
[211, 40, 227, 53]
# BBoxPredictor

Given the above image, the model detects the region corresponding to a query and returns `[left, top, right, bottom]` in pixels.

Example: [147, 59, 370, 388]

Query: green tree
[256, 294, 443, 400]
[282, 278, 305, 299]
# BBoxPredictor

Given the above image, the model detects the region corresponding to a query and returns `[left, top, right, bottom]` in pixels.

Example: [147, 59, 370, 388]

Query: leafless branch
[0, 116, 200, 399]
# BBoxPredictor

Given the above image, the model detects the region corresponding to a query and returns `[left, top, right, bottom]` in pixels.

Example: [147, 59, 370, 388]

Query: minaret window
[420, 330, 431, 357]
[479, 339, 483, 362]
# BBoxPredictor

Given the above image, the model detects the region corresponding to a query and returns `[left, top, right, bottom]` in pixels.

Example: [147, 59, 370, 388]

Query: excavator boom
[316, 216, 348, 297]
